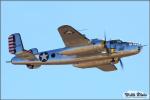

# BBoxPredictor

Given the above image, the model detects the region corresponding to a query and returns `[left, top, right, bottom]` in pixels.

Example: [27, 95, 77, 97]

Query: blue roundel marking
[39, 52, 49, 62]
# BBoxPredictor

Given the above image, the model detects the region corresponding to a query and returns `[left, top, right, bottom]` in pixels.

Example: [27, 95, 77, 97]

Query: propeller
[119, 59, 124, 69]
[103, 32, 124, 69]
[111, 58, 124, 69]
[103, 32, 110, 55]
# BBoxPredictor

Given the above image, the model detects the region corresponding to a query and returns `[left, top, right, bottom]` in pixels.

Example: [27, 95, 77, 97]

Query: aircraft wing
[96, 64, 117, 71]
[58, 25, 91, 47]
[16, 50, 38, 60]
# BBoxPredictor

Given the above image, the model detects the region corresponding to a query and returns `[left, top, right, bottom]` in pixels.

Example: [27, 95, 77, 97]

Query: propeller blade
[119, 59, 124, 69]
[105, 46, 110, 54]
[109, 39, 111, 53]
[103, 32, 110, 55]
[104, 32, 106, 41]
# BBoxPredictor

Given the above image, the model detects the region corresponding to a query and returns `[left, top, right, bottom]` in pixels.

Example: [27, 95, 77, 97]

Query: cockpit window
[117, 40, 122, 43]
[110, 40, 122, 44]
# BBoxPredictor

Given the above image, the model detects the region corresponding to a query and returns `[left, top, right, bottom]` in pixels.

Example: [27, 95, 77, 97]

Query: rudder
[8, 33, 24, 54]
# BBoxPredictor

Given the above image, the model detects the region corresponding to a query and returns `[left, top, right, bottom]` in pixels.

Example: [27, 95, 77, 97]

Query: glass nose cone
[137, 44, 144, 51]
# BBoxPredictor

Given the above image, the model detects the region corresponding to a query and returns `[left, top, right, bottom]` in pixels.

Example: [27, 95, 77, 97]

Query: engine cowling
[26, 64, 41, 69]
[111, 57, 119, 64]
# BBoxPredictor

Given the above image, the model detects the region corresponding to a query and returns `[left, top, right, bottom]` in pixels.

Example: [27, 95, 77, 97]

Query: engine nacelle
[111, 57, 119, 64]
[29, 48, 38, 54]
[26, 64, 41, 69]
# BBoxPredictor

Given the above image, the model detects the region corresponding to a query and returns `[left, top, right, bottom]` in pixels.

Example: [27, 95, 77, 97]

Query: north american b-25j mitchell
[8, 25, 144, 71]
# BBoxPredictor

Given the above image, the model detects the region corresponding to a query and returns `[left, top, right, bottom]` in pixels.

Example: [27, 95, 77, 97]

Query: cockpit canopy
[110, 39, 123, 44]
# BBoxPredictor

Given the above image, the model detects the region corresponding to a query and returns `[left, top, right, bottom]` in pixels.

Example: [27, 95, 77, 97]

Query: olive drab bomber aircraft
[8, 25, 144, 71]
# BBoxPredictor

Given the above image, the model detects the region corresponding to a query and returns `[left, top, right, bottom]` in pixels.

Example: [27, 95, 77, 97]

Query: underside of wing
[96, 64, 117, 71]
[58, 25, 91, 47]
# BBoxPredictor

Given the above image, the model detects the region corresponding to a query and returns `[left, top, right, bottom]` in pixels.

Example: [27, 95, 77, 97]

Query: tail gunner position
[8, 25, 144, 71]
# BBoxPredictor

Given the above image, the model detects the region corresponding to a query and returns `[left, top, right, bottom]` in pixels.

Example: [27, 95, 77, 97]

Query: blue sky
[1, 1, 149, 99]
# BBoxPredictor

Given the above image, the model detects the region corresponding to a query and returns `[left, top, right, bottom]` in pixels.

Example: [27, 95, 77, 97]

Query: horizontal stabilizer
[16, 50, 38, 60]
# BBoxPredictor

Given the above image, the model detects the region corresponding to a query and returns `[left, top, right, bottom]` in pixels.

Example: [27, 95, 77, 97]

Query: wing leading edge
[58, 25, 91, 47]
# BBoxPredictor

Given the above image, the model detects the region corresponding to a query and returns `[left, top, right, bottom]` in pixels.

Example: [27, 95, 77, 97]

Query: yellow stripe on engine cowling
[111, 48, 115, 53]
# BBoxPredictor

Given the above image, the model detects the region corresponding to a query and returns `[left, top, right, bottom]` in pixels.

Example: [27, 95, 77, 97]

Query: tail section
[8, 33, 24, 54]
[8, 33, 41, 69]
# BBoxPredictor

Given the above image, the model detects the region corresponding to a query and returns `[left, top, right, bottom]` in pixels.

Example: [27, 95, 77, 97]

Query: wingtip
[58, 25, 72, 29]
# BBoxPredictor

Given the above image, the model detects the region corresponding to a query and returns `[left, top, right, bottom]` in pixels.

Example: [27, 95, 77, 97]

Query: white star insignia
[39, 52, 49, 62]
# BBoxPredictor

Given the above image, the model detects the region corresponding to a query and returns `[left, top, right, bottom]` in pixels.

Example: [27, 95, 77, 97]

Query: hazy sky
[1, 1, 149, 99]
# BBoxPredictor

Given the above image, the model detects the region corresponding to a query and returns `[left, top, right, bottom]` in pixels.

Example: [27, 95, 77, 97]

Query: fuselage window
[51, 53, 55, 58]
